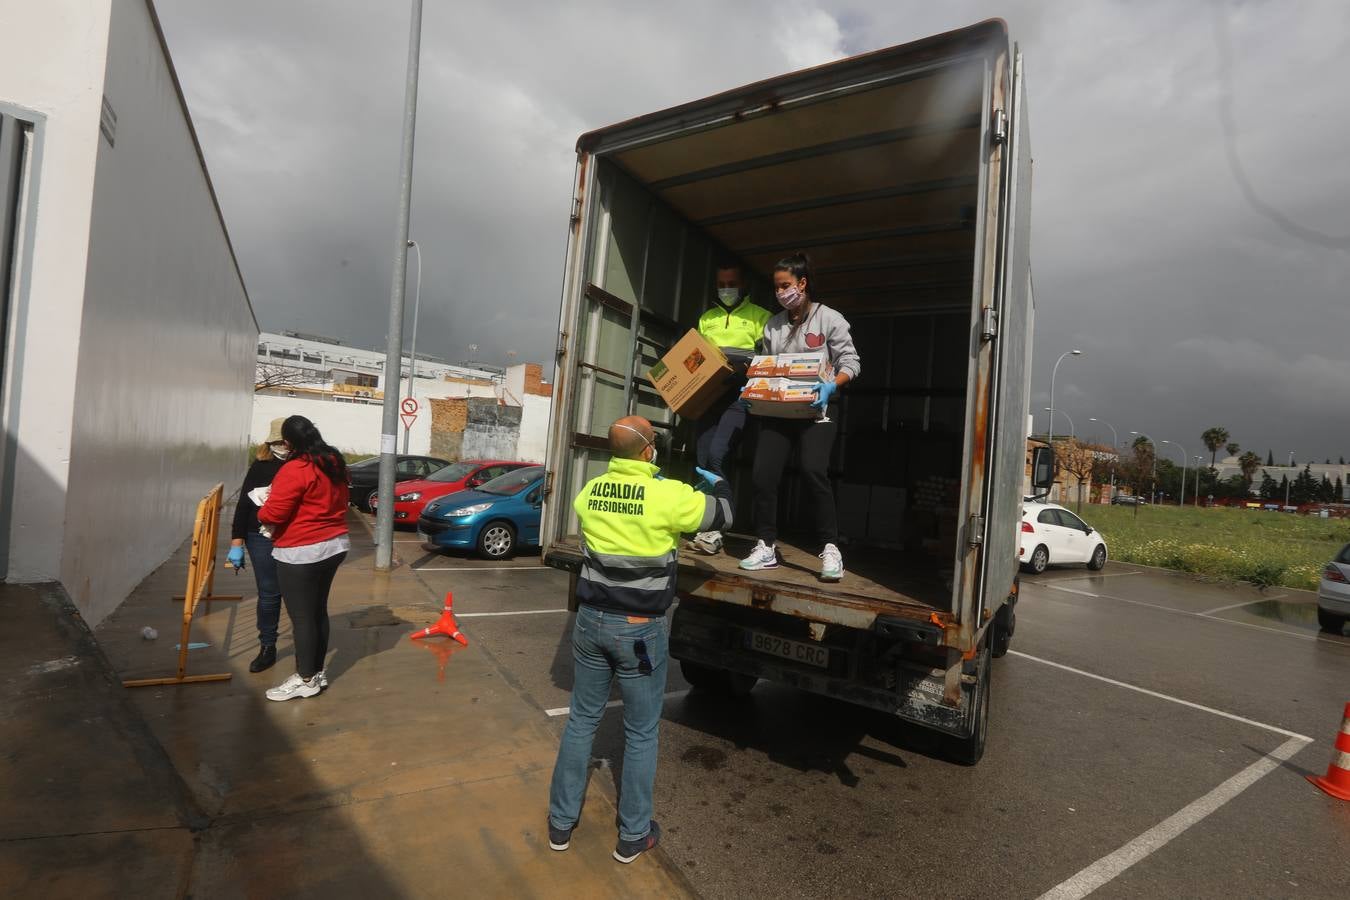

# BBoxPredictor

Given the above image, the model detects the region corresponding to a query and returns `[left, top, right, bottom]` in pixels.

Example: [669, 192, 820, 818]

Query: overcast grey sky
[157, 0, 1350, 462]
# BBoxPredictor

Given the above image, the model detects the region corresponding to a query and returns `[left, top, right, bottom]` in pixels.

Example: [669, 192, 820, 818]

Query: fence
[123, 483, 242, 688]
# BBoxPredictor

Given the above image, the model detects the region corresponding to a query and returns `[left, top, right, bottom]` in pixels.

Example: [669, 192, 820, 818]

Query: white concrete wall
[57, 0, 257, 623]
[251, 389, 552, 463]
[517, 395, 551, 463]
[0, 1, 112, 583]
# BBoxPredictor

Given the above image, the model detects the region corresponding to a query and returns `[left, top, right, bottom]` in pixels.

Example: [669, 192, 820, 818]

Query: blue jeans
[548, 604, 668, 842]
[244, 532, 282, 647]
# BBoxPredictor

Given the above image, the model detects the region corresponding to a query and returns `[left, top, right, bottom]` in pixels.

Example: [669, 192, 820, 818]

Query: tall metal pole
[1090, 417, 1118, 501]
[1285, 450, 1293, 507]
[1163, 440, 1188, 507]
[402, 239, 423, 455]
[375, 0, 424, 572]
[1046, 349, 1082, 446]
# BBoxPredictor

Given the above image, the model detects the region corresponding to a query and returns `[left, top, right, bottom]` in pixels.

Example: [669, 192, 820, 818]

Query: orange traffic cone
[1307, 701, 1350, 801]
[411, 592, 469, 646]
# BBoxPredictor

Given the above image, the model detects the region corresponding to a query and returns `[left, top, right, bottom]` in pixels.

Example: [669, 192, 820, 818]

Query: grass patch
[1074, 504, 1350, 591]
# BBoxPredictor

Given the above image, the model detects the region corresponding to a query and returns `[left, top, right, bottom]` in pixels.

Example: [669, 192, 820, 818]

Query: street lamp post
[1046, 349, 1082, 446]
[1285, 450, 1294, 507]
[1161, 440, 1188, 507]
[1193, 456, 1203, 507]
[1044, 407, 1075, 437]
[1130, 431, 1158, 508]
[374, 0, 425, 573]
[402, 239, 423, 455]
[1090, 417, 1119, 500]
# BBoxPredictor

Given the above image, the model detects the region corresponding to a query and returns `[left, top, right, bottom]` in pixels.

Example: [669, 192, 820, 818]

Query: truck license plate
[744, 631, 829, 668]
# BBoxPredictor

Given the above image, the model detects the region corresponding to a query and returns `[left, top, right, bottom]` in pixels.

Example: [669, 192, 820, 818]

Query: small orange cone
[1307, 701, 1350, 802]
[411, 592, 469, 646]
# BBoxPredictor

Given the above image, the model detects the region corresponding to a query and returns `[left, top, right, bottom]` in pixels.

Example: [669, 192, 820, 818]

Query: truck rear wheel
[948, 643, 991, 766]
[991, 603, 1015, 659]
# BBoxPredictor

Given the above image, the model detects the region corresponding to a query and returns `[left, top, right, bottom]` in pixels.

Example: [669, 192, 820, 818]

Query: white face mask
[647, 445, 658, 468]
[716, 288, 739, 306]
[271, 445, 290, 460]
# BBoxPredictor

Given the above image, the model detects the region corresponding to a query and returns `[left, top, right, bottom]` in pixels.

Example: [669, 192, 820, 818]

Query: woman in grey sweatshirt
[739, 253, 860, 582]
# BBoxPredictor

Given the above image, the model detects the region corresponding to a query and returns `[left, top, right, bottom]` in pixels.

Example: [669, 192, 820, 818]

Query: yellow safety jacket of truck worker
[573, 456, 733, 616]
[697, 296, 772, 351]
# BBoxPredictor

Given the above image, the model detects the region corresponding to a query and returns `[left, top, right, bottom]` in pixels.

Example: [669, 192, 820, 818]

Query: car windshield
[426, 462, 478, 483]
[1336, 544, 1350, 564]
[349, 458, 379, 470]
[479, 466, 543, 496]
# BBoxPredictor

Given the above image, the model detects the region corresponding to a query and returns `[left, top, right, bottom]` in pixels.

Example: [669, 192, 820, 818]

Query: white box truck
[541, 20, 1047, 764]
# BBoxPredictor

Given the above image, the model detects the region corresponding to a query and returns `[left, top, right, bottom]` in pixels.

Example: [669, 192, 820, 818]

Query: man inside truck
[690, 260, 771, 556]
[548, 415, 734, 864]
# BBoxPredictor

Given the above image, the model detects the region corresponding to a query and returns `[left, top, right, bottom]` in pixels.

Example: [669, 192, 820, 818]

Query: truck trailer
[542, 19, 1044, 764]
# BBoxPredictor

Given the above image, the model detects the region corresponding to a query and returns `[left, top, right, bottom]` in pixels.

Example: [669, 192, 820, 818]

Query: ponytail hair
[280, 415, 348, 485]
[773, 252, 811, 287]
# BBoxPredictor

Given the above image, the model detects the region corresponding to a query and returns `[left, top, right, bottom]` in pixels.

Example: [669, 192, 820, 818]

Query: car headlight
[446, 502, 493, 516]
[396, 491, 422, 502]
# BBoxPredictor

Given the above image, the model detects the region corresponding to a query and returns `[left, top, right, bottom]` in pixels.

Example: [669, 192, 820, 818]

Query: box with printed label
[645, 329, 734, 419]
[746, 352, 829, 380]
[742, 377, 820, 419]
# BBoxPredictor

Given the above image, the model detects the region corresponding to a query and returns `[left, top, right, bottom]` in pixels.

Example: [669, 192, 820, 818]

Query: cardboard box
[742, 377, 820, 419]
[746, 352, 830, 380]
[646, 329, 734, 419]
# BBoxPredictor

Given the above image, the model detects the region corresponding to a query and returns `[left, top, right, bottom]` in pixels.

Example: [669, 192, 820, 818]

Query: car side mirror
[1031, 447, 1055, 490]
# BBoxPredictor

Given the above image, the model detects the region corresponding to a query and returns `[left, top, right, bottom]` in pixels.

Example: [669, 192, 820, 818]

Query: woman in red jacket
[258, 415, 350, 701]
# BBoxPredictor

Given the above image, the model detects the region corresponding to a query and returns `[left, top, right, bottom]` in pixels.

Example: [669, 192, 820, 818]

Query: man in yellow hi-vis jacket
[547, 415, 733, 864]
[692, 259, 770, 555]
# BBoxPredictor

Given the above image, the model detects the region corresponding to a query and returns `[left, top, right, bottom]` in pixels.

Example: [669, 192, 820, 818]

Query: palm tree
[1202, 427, 1230, 467]
[1225, 442, 1240, 460]
[1238, 451, 1262, 485]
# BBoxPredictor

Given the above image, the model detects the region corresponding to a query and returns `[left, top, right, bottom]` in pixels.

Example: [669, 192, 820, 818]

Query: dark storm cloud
[156, 0, 1350, 460]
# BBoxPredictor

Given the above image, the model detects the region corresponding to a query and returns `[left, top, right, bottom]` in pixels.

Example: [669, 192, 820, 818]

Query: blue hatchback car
[417, 465, 544, 559]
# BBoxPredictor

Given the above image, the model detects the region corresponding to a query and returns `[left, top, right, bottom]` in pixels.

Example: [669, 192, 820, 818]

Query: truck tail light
[1324, 564, 1347, 584]
[1021, 521, 1035, 533]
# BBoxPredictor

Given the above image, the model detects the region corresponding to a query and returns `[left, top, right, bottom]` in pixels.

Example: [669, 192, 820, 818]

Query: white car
[1317, 544, 1350, 634]
[1019, 502, 1108, 574]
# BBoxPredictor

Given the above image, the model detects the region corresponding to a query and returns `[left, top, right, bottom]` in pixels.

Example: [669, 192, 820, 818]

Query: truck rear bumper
[671, 603, 978, 739]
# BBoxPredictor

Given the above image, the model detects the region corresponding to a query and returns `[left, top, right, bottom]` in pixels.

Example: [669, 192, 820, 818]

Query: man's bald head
[609, 416, 655, 460]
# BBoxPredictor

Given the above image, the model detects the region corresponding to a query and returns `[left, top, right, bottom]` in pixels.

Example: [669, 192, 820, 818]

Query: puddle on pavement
[1231, 598, 1318, 629]
[411, 636, 466, 680]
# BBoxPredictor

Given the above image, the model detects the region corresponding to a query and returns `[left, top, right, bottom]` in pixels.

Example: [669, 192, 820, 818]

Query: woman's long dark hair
[280, 415, 348, 485]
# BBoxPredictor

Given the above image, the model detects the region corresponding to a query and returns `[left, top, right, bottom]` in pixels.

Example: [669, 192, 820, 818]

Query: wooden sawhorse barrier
[123, 483, 242, 687]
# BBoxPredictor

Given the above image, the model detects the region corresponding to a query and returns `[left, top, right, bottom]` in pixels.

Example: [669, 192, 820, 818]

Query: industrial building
[1, 0, 256, 625]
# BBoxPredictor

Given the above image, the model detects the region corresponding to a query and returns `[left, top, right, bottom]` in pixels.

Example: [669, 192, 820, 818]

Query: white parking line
[545, 689, 691, 718]
[1038, 736, 1308, 900]
[1051, 571, 1144, 581]
[1009, 650, 1311, 741]
[1033, 584, 1350, 648]
[456, 608, 568, 618]
[1199, 595, 1285, 616]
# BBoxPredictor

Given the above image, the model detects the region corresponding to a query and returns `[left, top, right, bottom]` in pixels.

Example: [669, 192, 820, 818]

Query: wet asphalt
[403, 537, 1350, 899]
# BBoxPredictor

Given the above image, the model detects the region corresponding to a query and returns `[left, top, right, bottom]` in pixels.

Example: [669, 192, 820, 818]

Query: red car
[371, 459, 535, 523]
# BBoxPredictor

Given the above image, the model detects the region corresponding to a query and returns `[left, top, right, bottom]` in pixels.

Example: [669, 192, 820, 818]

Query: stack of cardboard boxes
[741, 352, 832, 419]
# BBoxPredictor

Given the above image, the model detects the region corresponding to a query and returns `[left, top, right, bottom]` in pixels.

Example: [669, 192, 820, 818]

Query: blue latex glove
[227, 546, 246, 569]
[694, 467, 723, 487]
[811, 379, 837, 410]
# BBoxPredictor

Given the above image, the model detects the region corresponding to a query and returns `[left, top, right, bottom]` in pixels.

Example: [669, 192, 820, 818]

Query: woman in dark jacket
[227, 418, 288, 673]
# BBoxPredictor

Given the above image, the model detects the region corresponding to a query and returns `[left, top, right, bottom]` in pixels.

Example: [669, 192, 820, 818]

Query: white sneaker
[265, 673, 321, 702]
[739, 540, 779, 571]
[819, 543, 844, 582]
[316, 670, 328, 690]
[693, 531, 723, 555]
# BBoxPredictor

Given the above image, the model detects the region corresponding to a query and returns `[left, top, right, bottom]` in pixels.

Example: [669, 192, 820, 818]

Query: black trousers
[694, 390, 748, 480]
[276, 552, 346, 679]
[751, 416, 838, 549]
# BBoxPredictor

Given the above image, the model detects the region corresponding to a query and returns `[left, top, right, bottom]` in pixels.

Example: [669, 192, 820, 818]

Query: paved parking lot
[404, 534, 1350, 899]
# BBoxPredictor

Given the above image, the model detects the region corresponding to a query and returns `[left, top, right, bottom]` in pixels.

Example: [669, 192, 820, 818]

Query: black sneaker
[613, 821, 661, 864]
[248, 645, 277, 673]
[547, 819, 573, 851]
